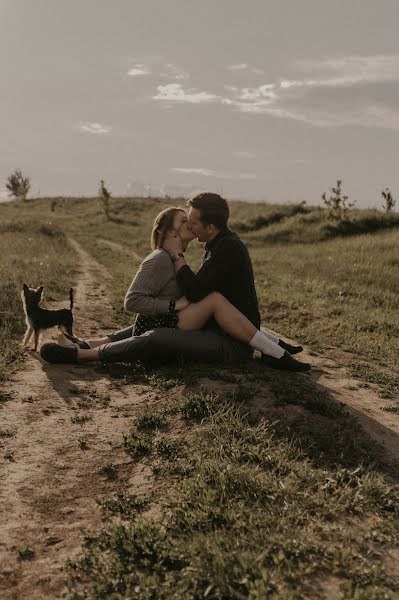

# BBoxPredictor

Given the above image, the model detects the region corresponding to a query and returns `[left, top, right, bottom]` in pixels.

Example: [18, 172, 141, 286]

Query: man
[40, 193, 309, 371]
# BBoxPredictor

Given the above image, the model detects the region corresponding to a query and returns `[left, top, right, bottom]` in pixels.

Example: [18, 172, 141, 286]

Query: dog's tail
[69, 288, 74, 310]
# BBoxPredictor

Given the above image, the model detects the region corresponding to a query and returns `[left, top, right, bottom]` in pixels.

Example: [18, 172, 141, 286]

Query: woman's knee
[207, 291, 223, 306]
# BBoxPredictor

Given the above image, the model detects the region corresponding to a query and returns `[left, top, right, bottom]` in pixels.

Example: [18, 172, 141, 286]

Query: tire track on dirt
[0, 239, 150, 600]
[258, 329, 399, 468]
[98, 238, 143, 262]
[306, 349, 399, 469]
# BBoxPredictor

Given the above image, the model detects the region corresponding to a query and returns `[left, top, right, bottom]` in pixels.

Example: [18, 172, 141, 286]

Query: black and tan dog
[21, 284, 74, 351]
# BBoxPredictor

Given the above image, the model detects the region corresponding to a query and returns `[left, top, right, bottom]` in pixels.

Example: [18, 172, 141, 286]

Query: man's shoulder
[213, 230, 247, 252]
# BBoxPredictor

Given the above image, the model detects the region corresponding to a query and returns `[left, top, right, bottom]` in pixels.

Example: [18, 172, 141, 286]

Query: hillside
[0, 197, 399, 600]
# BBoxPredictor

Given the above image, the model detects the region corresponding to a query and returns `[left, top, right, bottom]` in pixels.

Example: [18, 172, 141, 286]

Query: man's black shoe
[261, 351, 311, 372]
[278, 340, 303, 355]
[40, 342, 78, 364]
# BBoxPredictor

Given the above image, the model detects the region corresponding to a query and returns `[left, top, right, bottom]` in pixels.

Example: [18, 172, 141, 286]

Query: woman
[59, 206, 308, 370]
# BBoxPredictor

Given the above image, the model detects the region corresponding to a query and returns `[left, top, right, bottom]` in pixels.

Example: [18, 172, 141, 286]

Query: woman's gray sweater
[124, 249, 182, 315]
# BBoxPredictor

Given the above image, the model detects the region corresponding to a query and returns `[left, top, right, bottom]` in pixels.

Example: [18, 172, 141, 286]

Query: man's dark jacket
[176, 228, 261, 329]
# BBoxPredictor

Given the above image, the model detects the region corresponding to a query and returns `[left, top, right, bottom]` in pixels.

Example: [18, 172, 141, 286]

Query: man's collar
[204, 227, 230, 252]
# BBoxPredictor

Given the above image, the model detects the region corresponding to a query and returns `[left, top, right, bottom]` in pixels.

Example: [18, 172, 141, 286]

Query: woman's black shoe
[61, 332, 91, 349]
[261, 351, 310, 372]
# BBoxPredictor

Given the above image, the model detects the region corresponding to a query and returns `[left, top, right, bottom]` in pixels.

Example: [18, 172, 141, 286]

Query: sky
[1, 0, 399, 207]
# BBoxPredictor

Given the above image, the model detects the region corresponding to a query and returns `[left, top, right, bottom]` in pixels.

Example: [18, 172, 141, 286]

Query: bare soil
[0, 240, 152, 600]
[0, 239, 398, 599]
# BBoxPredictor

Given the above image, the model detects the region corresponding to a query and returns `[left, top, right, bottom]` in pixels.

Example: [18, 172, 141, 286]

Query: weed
[179, 391, 225, 422]
[98, 463, 117, 481]
[383, 405, 399, 414]
[18, 546, 35, 561]
[0, 392, 13, 405]
[0, 429, 15, 438]
[145, 373, 179, 390]
[97, 490, 150, 518]
[349, 364, 399, 399]
[135, 408, 167, 431]
[77, 387, 111, 408]
[21, 395, 36, 403]
[4, 451, 15, 461]
[78, 438, 89, 451]
[71, 414, 92, 425]
[155, 439, 183, 460]
[123, 430, 153, 458]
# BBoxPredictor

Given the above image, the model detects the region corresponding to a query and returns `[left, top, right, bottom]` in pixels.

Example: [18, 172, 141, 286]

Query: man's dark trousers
[98, 327, 252, 364]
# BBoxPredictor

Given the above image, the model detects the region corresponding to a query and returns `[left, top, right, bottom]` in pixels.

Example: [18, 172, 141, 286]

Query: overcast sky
[1, 0, 399, 207]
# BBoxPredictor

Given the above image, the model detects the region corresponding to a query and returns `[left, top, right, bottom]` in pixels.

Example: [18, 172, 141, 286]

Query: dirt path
[1, 239, 398, 599]
[306, 348, 399, 468]
[266, 330, 399, 468]
[98, 238, 143, 262]
[0, 239, 150, 600]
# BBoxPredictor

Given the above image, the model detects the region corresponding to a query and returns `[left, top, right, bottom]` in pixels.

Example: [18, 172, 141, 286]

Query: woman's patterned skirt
[133, 311, 179, 336]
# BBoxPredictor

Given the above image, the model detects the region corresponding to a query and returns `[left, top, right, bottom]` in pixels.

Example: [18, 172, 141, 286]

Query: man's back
[177, 228, 260, 329]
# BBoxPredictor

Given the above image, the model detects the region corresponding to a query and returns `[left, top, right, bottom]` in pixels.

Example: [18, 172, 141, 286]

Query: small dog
[21, 283, 74, 351]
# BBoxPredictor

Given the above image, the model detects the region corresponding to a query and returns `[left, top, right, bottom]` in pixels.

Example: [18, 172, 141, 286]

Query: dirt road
[0, 240, 148, 600]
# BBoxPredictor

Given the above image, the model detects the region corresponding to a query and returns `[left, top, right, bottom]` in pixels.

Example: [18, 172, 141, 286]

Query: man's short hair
[187, 192, 229, 230]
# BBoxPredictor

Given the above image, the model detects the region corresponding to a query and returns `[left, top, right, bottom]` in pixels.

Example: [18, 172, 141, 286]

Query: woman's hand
[175, 296, 190, 311]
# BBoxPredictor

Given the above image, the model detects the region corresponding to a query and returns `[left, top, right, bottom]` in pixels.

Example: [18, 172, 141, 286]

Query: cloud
[228, 63, 263, 74]
[294, 55, 399, 86]
[172, 167, 214, 176]
[229, 63, 249, 71]
[80, 122, 110, 134]
[162, 63, 189, 80]
[172, 167, 257, 180]
[127, 58, 188, 80]
[128, 63, 150, 76]
[150, 54, 399, 131]
[153, 84, 217, 104]
[223, 54, 399, 130]
[233, 151, 256, 158]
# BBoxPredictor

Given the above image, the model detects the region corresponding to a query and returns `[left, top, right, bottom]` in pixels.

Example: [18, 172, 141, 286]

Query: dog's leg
[66, 317, 74, 336]
[22, 325, 34, 347]
[33, 329, 41, 352]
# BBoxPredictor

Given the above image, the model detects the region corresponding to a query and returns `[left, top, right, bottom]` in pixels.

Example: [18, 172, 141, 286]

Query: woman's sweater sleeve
[124, 251, 174, 315]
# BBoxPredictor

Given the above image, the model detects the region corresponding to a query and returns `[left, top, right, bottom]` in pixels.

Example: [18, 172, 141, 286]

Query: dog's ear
[23, 283, 29, 291]
[37, 285, 44, 296]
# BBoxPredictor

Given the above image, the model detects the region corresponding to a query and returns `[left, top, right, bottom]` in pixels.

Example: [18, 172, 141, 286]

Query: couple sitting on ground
[40, 192, 310, 372]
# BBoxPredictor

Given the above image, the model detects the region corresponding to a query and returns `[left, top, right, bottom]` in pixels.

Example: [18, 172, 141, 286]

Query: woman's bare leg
[178, 292, 257, 342]
[85, 336, 112, 348]
[177, 292, 285, 358]
[77, 348, 100, 361]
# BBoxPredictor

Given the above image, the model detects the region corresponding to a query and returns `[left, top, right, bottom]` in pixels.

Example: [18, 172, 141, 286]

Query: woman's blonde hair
[150, 207, 186, 250]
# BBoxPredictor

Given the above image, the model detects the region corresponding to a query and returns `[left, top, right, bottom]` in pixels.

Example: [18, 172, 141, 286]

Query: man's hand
[175, 296, 190, 311]
[163, 235, 184, 255]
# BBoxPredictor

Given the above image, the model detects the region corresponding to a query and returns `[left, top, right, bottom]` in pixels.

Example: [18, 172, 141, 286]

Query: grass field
[1, 196, 399, 599]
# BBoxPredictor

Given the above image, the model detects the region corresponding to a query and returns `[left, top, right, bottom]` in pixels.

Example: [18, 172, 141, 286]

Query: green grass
[349, 364, 399, 399]
[0, 215, 77, 380]
[2, 196, 399, 598]
[2, 196, 397, 372]
[67, 389, 399, 600]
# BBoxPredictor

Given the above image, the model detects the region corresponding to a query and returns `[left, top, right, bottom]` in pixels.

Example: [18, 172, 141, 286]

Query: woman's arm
[124, 251, 177, 315]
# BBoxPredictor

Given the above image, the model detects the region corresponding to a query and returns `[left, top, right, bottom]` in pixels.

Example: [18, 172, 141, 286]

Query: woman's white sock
[260, 327, 279, 344]
[249, 330, 285, 359]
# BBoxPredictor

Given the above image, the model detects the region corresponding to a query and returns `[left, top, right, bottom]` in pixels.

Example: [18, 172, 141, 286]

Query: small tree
[381, 188, 396, 212]
[6, 169, 31, 201]
[98, 179, 111, 220]
[321, 179, 354, 220]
